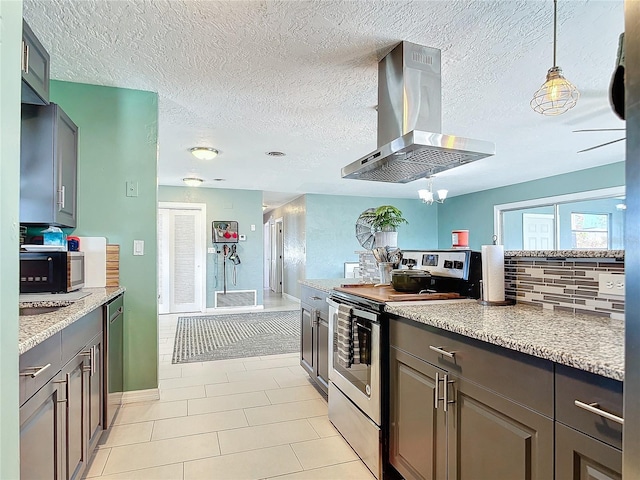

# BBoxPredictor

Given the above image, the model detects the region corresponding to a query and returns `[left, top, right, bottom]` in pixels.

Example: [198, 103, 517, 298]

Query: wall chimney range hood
[342, 42, 495, 183]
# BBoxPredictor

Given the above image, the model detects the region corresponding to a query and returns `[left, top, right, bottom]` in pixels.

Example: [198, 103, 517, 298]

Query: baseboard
[284, 292, 300, 304]
[121, 388, 160, 404]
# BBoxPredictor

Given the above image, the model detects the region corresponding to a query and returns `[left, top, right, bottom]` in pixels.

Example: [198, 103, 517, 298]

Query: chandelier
[418, 177, 448, 205]
[530, 0, 579, 115]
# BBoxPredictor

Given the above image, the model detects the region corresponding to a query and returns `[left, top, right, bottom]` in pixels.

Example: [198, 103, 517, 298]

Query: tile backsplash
[505, 256, 624, 320]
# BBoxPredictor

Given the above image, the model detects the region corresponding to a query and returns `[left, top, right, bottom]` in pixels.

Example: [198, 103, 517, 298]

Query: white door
[263, 222, 270, 289]
[158, 205, 206, 313]
[523, 213, 555, 250]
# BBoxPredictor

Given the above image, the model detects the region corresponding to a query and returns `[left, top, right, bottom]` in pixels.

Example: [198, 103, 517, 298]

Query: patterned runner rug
[172, 310, 300, 363]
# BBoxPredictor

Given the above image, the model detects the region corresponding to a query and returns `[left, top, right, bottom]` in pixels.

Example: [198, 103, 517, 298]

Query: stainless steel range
[326, 249, 482, 479]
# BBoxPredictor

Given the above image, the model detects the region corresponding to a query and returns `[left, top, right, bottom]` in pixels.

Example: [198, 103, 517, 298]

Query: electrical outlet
[598, 273, 625, 297]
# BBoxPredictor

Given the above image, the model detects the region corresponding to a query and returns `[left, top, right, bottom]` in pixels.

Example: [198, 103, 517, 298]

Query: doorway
[157, 202, 207, 314]
[270, 218, 284, 293]
[522, 213, 555, 250]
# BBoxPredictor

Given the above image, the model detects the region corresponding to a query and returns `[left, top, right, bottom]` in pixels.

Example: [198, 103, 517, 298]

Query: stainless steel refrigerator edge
[624, 0, 640, 477]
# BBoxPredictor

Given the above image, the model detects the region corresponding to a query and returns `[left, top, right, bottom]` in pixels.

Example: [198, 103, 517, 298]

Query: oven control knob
[366, 384, 371, 396]
[453, 261, 464, 270]
[444, 260, 453, 269]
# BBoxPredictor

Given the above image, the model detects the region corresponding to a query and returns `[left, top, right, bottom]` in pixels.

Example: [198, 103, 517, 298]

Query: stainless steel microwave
[20, 251, 85, 293]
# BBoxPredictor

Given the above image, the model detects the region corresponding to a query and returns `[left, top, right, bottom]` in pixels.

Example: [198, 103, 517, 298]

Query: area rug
[172, 310, 300, 364]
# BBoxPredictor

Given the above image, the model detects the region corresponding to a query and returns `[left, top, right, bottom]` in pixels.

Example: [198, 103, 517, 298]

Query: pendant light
[418, 177, 448, 205]
[530, 0, 579, 115]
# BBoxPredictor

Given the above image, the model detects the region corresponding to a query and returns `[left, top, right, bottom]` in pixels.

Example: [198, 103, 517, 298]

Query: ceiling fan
[574, 128, 625, 153]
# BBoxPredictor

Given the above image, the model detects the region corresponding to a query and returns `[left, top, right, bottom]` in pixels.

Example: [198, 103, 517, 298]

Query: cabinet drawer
[390, 317, 554, 417]
[556, 364, 623, 449]
[300, 285, 328, 316]
[61, 308, 102, 363]
[19, 331, 62, 406]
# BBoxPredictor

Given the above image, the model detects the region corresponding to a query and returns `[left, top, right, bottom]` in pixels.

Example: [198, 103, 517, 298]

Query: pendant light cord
[552, 0, 557, 67]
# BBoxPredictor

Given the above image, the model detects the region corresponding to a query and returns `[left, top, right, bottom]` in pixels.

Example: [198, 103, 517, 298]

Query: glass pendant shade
[436, 189, 448, 201]
[531, 66, 580, 115]
[418, 189, 434, 204]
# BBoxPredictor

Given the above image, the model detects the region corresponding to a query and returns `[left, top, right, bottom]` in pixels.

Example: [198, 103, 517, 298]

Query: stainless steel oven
[327, 296, 383, 479]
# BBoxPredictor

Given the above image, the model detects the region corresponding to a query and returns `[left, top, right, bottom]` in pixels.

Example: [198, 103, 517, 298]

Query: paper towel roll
[481, 245, 505, 302]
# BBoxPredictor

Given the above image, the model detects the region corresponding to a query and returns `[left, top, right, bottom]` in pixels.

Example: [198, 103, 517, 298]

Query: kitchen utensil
[391, 268, 432, 293]
[378, 262, 394, 284]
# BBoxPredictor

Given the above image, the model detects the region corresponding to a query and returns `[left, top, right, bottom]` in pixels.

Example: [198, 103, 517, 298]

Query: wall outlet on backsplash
[599, 273, 625, 297]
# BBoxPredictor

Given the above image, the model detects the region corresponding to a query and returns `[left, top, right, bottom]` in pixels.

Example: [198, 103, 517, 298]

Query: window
[494, 187, 625, 251]
[571, 213, 609, 249]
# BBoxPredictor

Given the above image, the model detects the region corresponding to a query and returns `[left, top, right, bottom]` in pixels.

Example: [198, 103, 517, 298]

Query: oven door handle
[326, 298, 379, 322]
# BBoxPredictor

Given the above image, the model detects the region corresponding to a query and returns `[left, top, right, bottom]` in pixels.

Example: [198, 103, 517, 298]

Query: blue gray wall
[158, 186, 264, 306]
[305, 194, 438, 279]
[437, 162, 625, 250]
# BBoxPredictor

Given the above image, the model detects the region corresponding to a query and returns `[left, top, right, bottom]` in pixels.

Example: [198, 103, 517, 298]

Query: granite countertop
[19, 286, 125, 354]
[386, 302, 624, 381]
[299, 278, 353, 293]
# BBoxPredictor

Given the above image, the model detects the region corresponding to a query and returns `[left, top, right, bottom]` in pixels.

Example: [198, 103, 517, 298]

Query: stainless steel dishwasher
[104, 295, 124, 427]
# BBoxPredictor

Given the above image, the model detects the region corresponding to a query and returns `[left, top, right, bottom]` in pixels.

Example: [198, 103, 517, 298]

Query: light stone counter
[386, 302, 624, 381]
[505, 250, 624, 259]
[299, 278, 352, 293]
[19, 286, 125, 354]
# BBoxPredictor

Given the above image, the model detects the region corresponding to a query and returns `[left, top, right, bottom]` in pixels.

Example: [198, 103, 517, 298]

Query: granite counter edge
[19, 287, 126, 355]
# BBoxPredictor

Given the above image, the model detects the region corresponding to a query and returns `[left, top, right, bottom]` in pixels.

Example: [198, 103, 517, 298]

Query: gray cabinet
[389, 317, 554, 480]
[21, 103, 78, 228]
[19, 372, 65, 480]
[299, 285, 329, 394]
[21, 20, 50, 105]
[555, 364, 622, 479]
[20, 307, 105, 480]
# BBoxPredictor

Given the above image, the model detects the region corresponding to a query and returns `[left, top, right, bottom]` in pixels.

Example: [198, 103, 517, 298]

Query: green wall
[50, 81, 159, 392]
[158, 186, 264, 306]
[0, 1, 23, 477]
[305, 194, 439, 279]
[437, 162, 626, 250]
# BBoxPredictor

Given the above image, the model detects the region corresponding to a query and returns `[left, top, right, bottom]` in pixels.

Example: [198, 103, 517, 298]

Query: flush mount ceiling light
[418, 177, 448, 205]
[189, 147, 219, 160]
[266, 151, 286, 157]
[182, 177, 204, 187]
[530, 0, 579, 115]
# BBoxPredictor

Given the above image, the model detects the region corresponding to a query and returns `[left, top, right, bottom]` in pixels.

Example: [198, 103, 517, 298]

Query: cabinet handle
[58, 186, 65, 210]
[24, 43, 30, 74]
[56, 373, 69, 404]
[429, 345, 456, 358]
[574, 400, 624, 425]
[21, 41, 26, 73]
[444, 375, 455, 412]
[20, 363, 51, 378]
[434, 371, 440, 408]
[91, 346, 96, 376]
[310, 296, 322, 301]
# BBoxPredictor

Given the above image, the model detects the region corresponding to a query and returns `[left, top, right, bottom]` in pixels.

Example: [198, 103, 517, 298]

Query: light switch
[239, 234, 247, 241]
[251, 224, 256, 231]
[207, 247, 216, 253]
[133, 240, 144, 256]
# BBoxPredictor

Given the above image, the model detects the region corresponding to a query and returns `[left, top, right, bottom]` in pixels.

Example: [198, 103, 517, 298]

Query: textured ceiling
[23, 0, 625, 210]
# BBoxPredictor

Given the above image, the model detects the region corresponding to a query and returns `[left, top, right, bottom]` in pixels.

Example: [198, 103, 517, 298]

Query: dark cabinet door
[315, 311, 329, 393]
[56, 108, 78, 226]
[449, 375, 554, 480]
[389, 346, 447, 480]
[556, 422, 622, 480]
[21, 20, 50, 105]
[300, 303, 314, 376]
[20, 374, 65, 480]
[86, 334, 104, 451]
[62, 354, 88, 480]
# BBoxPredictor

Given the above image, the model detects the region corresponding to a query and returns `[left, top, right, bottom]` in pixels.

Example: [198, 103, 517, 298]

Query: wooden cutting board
[106, 244, 120, 287]
[335, 284, 461, 303]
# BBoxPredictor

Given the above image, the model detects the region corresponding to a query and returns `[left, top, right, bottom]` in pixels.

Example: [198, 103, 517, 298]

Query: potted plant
[358, 205, 408, 248]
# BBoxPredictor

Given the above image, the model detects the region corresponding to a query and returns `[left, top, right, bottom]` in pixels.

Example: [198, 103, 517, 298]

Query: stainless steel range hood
[342, 42, 495, 183]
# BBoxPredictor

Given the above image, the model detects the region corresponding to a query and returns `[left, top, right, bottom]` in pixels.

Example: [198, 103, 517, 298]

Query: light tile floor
[83, 292, 375, 479]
